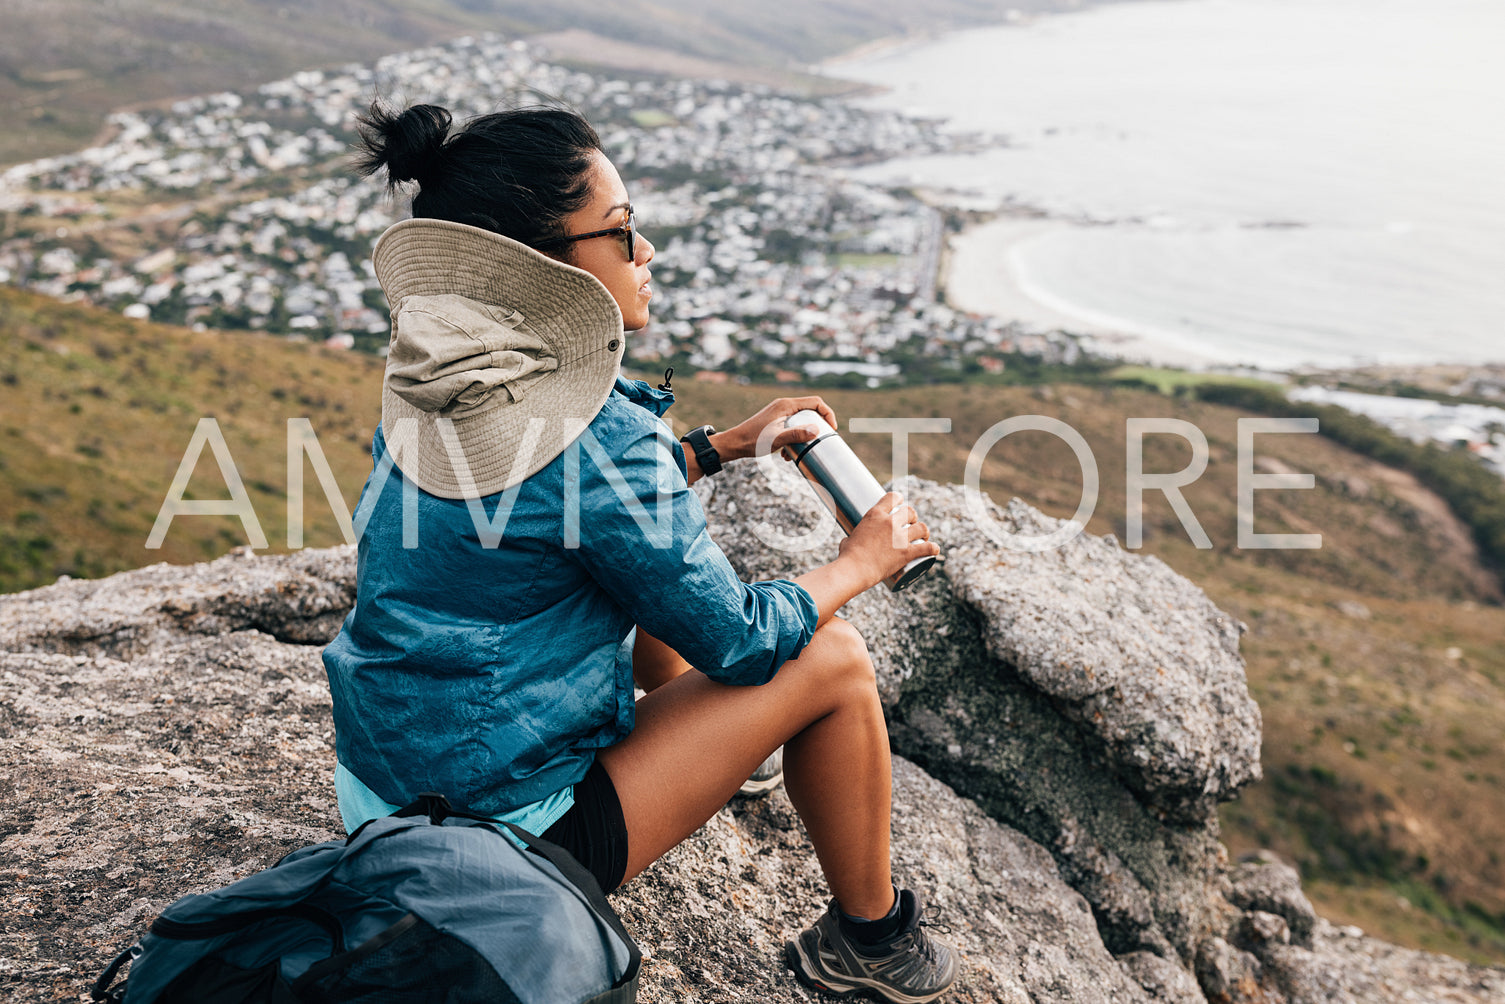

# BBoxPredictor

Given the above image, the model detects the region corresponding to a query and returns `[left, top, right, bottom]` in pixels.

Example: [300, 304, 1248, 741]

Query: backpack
[90, 793, 641, 1004]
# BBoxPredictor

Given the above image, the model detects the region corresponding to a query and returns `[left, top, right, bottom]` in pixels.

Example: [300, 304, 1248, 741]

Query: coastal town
[0, 33, 1068, 387]
[0, 31, 1498, 469]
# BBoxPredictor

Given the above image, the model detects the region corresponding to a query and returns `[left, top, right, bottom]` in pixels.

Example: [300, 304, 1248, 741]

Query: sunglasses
[533, 207, 636, 261]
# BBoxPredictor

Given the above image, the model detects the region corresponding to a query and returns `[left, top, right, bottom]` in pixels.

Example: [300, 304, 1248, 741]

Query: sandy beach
[943, 215, 1228, 369]
[835, 0, 1505, 371]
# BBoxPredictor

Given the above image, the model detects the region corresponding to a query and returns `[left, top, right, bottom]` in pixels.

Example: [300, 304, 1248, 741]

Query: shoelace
[903, 915, 954, 968]
[920, 916, 954, 937]
[907, 927, 944, 967]
[869, 917, 949, 969]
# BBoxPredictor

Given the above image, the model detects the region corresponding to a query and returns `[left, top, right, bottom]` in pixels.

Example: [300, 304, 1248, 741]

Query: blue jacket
[322, 376, 819, 816]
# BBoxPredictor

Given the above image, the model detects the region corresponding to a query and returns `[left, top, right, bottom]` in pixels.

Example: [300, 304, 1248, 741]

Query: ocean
[830, 0, 1505, 369]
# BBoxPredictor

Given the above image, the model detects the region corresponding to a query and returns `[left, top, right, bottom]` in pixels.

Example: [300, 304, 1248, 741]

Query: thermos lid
[891, 555, 938, 592]
[785, 410, 838, 463]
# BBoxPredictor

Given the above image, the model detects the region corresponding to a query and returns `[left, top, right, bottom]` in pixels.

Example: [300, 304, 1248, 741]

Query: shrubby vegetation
[1193, 382, 1505, 582]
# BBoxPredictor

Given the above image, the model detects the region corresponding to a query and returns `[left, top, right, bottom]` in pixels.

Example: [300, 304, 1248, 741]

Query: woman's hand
[794, 491, 938, 622]
[837, 491, 939, 588]
[711, 396, 838, 464]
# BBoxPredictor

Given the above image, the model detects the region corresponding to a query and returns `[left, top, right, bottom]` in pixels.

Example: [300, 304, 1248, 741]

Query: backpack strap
[391, 792, 642, 990]
[89, 944, 134, 1002]
[496, 819, 642, 991]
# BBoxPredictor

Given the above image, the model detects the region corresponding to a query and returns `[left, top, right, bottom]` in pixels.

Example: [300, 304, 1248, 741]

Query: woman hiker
[321, 100, 959, 1003]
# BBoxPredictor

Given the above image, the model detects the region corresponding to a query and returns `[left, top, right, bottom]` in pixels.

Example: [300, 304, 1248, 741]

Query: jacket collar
[613, 374, 675, 417]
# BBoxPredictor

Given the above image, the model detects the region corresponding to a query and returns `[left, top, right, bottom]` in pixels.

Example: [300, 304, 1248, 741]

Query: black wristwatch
[680, 425, 723, 476]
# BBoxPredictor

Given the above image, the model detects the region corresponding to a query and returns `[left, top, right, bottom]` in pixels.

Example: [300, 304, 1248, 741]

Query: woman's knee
[807, 617, 877, 690]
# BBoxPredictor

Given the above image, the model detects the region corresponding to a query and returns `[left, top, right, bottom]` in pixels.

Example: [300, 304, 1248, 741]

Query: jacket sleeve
[565, 412, 818, 686]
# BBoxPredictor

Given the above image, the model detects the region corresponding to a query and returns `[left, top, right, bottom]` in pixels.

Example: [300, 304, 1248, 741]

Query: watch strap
[680, 425, 722, 476]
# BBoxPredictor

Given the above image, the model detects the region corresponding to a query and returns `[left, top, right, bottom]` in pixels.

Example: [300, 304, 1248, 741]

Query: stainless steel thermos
[784, 410, 937, 592]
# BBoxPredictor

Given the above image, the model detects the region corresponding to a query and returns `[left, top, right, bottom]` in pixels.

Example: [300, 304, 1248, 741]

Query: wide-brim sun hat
[372, 217, 625, 499]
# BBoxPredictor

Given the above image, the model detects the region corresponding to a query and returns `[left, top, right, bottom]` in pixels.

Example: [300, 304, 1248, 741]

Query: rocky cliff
[1, 462, 1501, 1002]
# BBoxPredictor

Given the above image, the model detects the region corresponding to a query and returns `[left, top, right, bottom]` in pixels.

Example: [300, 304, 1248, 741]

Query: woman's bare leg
[631, 628, 693, 693]
[597, 617, 894, 920]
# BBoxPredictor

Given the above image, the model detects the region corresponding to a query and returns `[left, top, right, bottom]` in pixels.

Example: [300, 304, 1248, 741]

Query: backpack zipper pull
[658, 367, 674, 393]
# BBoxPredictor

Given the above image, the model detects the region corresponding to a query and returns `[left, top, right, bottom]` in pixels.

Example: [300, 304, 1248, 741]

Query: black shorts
[539, 758, 629, 894]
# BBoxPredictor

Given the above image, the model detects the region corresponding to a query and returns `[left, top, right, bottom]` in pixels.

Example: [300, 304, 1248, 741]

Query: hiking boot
[785, 889, 959, 1003]
[737, 746, 784, 797]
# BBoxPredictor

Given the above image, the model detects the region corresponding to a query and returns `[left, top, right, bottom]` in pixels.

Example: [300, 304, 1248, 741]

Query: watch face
[684, 426, 720, 474]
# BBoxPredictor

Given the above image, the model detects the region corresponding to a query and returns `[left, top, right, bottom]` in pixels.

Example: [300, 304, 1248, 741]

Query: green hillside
[1, 286, 1503, 963]
[0, 285, 383, 584]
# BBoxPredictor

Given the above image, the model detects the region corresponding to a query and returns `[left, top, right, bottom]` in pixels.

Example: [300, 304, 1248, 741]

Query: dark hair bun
[355, 102, 452, 187]
[350, 101, 603, 249]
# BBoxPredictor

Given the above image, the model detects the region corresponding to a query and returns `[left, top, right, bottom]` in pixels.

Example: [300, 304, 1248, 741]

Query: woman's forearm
[793, 555, 876, 628]
[791, 491, 937, 627]
[682, 431, 736, 485]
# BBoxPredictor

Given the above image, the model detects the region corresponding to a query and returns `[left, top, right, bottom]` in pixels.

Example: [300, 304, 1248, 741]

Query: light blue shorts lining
[334, 762, 576, 847]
